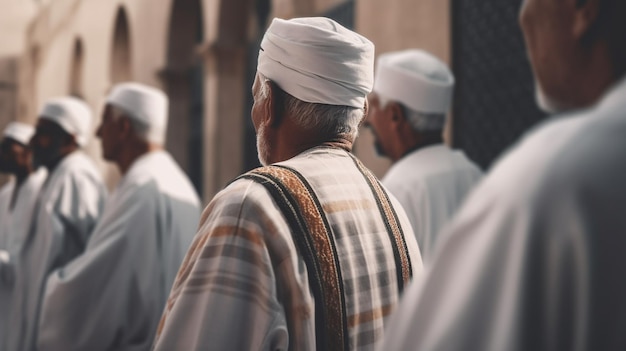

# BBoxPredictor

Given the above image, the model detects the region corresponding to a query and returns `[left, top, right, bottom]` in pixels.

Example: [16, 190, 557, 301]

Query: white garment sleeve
[38, 186, 155, 351]
[378, 181, 590, 351]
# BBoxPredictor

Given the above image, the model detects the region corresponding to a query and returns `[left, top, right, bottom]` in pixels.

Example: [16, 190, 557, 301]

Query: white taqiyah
[39, 97, 93, 147]
[106, 82, 169, 144]
[374, 49, 454, 114]
[258, 17, 375, 109]
[3, 122, 35, 145]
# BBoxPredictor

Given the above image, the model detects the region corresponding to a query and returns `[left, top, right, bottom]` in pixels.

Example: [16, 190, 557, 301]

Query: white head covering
[373, 49, 454, 114]
[39, 97, 93, 147]
[3, 122, 35, 145]
[106, 82, 168, 145]
[257, 17, 375, 109]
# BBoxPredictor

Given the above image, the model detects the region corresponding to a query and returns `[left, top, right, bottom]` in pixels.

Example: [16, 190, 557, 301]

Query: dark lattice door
[452, 0, 546, 170]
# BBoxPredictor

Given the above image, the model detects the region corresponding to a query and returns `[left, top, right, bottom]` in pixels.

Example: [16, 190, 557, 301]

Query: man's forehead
[36, 118, 64, 133]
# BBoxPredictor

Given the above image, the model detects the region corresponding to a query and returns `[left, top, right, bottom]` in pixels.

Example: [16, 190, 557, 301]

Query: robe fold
[382, 144, 482, 262]
[7, 151, 106, 351]
[0, 169, 47, 350]
[38, 150, 200, 351]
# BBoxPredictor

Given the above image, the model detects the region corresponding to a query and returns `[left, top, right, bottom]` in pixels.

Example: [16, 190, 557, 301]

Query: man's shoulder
[484, 106, 626, 210]
[211, 176, 278, 212]
[57, 152, 103, 183]
[0, 180, 14, 195]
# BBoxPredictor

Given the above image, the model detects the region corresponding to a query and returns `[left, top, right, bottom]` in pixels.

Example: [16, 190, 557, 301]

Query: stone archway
[69, 38, 84, 97]
[163, 0, 205, 196]
[105, 6, 133, 189]
[110, 6, 132, 84]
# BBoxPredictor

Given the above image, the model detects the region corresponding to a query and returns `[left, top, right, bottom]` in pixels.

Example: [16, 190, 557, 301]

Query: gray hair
[258, 74, 364, 139]
[110, 105, 153, 143]
[379, 95, 446, 132]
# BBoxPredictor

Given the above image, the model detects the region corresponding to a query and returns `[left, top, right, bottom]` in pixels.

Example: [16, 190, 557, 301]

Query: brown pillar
[200, 39, 247, 200]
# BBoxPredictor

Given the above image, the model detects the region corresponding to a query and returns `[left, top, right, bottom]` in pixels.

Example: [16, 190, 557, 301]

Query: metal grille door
[452, 0, 546, 170]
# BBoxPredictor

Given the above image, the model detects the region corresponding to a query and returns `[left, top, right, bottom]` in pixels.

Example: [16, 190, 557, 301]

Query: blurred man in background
[365, 49, 482, 262]
[38, 83, 201, 351]
[0, 122, 46, 350]
[379, 0, 626, 350]
[7, 97, 107, 351]
[154, 17, 422, 351]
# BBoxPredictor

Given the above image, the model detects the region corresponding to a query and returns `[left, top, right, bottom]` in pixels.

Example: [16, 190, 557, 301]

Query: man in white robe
[378, 0, 626, 350]
[37, 83, 201, 351]
[153, 17, 423, 351]
[365, 49, 482, 262]
[0, 122, 46, 350]
[7, 98, 107, 351]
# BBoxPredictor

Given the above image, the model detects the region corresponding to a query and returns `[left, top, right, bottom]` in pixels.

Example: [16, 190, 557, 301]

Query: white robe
[0, 169, 47, 350]
[378, 77, 626, 351]
[382, 145, 482, 262]
[38, 150, 201, 351]
[7, 151, 106, 351]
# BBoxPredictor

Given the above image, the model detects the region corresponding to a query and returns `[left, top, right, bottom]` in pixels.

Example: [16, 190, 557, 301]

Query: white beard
[535, 82, 566, 114]
[256, 124, 270, 166]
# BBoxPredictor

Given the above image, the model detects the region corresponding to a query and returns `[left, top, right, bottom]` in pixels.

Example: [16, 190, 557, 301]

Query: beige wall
[17, 0, 452, 200]
[0, 0, 37, 186]
[355, 0, 451, 178]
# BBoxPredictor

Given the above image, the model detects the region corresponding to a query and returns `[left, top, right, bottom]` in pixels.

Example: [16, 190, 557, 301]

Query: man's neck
[46, 149, 75, 173]
[117, 143, 162, 175]
[395, 132, 443, 162]
[14, 167, 33, 186]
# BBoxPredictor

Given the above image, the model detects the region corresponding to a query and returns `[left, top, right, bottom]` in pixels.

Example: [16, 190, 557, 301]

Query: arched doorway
[105, 6, 132, 189]
[164, 0, 204, 196]
[110, 7, 132, 84]
[69, 38, 84, 98]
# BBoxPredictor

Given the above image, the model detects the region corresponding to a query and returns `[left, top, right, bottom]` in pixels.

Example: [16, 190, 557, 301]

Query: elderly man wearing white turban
[0, 122, 46, 350]
[37, 82, 201, 351]
[5, 97, 107, 351]
[153, 17, 422, 351]
[365, 49, 483, 263]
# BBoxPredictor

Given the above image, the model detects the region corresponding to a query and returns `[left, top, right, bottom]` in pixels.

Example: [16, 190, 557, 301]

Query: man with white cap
[365, 49, 482, 262]
[0, 122, 46, 350]
[379, 0, 626, 350]
[153, 17, 422, 351]
[6, 97, 107, 351]
[37, 82, 201, 351]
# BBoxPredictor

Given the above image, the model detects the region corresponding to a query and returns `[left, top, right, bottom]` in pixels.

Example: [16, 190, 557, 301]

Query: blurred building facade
[0, 0, 38, 185]
[5, 0, 451, 202]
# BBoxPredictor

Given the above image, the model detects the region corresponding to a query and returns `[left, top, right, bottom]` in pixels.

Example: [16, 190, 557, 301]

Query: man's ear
[573, 0, 600, 40]
[388, 102, 407, 130]
[265, 80, 283, 128]
[358, 97, 369, 130]
[118, 116, 134, 140]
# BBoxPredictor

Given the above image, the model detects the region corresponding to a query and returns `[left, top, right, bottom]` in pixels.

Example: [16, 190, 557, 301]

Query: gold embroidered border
[351, 158, 412, 286]
[251, 166, 345, 351]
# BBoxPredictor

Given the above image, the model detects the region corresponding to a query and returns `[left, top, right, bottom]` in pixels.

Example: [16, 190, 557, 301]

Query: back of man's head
[106, 82, 168, 145]
[256, 17, 375, 139]
[373, 49, 454, 132]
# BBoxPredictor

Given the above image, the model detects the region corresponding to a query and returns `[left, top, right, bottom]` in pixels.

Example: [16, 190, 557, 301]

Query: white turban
[39, 97, 93, 147]
[3, 122, 35, 145]
[106, 82, 168, 145]
[258, 17, 375, 109]
[373, 49, 454, 114]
